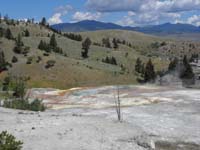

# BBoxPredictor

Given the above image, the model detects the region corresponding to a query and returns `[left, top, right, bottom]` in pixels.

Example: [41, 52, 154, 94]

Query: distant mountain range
[51, 20, 200, 35]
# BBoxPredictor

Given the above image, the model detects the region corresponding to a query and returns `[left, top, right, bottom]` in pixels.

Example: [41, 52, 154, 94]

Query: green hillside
[1, 19, 199, 89]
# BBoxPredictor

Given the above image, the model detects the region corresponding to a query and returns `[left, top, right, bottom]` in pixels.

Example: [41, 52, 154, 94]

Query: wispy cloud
[72, 11, 102, 22]
[48, 5, 73, 25]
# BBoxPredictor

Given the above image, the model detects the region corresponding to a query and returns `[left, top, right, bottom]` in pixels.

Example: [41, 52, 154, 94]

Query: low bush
[3, 99, 46, 112]
[0, 131, 23, 150]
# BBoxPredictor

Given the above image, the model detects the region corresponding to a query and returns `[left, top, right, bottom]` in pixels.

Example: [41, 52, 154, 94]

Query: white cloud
[87, 0, 195, 25]
[55, 5, 73, 15]
[72, 12, 102, 21]
[48, 5, 73, 25]
[117, 16, 136, 26]
[187, 15, 200, 26]
[48, 13, 63, 25]
[128, 11, 135, 16]
[86, 0, 200, 13]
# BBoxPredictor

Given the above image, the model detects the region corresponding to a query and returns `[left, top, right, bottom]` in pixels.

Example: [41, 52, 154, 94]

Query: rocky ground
[1, 85, 200, 150]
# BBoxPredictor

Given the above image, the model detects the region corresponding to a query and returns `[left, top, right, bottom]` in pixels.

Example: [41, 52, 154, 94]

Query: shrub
[12, 56, 18, 63]
[26, 57, 32, 64]
[0, 131, 23, 150]
[45, 60, 55, 69]
[3, 99, 46, 112]
[30, 99, 46, 111]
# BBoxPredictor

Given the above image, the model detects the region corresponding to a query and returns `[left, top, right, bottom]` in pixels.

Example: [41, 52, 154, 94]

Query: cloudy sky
[1, 0, 200, 26]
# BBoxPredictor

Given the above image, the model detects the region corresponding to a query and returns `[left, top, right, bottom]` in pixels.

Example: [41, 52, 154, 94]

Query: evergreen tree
[180, 55, 194, 79]
[112, 38, 118, 49]
[38, 40, 51, 52]
[0, 50, 8, 72]
[49, 34, 57, 48]
[13, 34, 24, 54]
[5, 28, 13, 40]
[13, 77, 26, 99]
[135, 58, 142, 73]
[168, 57, 178, 71]
[144, 59, 156, 82]
[102, 38, 111, 48]
[82, 37, 91, 58]
[12, 56, 18, 63]
[24, 29, 30, 37]
[40, 17, 47, 26]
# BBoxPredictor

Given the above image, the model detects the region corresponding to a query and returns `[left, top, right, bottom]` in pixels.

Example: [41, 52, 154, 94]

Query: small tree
[135, 58, 142, 73]
[49, 34, 57, 48]
[24, 29, 30, 37]
[40, 17, 47, 26]
[2, 76, 11, 91]
[5, 28, 13, 40]
[45, 60, 56, 69]
[112, 38, 118, 49]
[0, 50, 9, 72]
[12, 56, 18, 63]
[144, 59, 156, 82]
[13, 77, 26, 99]
[180, 55, 194, 79]
[102, 38, 111, 48]
[13, 34, 24, 54]
[81, 37, 91, 58]
[0, 131, 23, 150]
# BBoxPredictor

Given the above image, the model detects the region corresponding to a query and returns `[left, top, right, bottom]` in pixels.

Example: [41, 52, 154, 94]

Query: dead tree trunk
[115, 86, 121, 122]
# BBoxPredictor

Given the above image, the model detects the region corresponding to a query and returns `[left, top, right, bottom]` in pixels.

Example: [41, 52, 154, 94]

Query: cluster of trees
[13, 34, 30, 55]
[102, 38, 112, 48]
[0, 27, 30, 39]
[168, 56, 195, 80]
[2, 75, 46, 111]
[81, 37, 91, 58]
[151, 41, 167, 49]
[101, 38, 119, 49]
[181, 56, 194, 80]
[0, 28, 14, 40]
[0, 13, 16, 25]
[135, 58, 156, 82]
[63, 33, 82, 41]
[102, 56, 117, 65]
[38, 34, 63, 54]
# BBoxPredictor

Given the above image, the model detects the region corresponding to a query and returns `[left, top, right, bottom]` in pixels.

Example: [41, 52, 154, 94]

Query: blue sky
[1, 0, 200, 26]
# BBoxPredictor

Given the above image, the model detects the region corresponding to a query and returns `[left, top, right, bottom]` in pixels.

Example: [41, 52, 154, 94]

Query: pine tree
[40, 17, 47, 26]
[112, 38, 118, 49]
[5, 28, 13, 40]
[102, 38, 111, 48]
[0, 50, 8, 72]
[135, 58, 142, 73]
[49, 34, 57, 48]
[180, 55, 194, 79]
[13, 34, 24, 54]
[24, 29, 30, 37]
[144, 59, 156, 82]
[82, 37, 91, 58]
[12, 56, 18, 63]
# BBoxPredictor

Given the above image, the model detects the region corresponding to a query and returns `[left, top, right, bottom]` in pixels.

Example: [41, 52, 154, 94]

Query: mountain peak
[51, 20, 200, 34]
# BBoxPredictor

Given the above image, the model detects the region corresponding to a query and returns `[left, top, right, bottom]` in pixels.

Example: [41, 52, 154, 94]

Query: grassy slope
[0, 22, 170, 89]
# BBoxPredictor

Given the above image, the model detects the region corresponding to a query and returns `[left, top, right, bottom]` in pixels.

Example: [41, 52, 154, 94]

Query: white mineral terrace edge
[1, 85, 200, 150]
